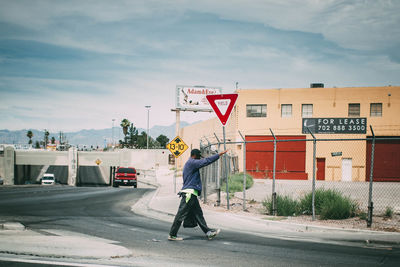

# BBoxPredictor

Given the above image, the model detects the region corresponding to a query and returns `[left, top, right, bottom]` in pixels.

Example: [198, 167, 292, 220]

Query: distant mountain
[0, 121, 200, 147]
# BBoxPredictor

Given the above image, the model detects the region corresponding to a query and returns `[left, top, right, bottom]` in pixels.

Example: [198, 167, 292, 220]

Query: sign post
[206, 93, 238, 210]
[166, 136, 189, 193]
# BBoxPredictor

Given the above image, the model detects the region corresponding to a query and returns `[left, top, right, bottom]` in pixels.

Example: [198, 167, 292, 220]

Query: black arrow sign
[175, 138, 181, 143]
[174, 151, 181, 156]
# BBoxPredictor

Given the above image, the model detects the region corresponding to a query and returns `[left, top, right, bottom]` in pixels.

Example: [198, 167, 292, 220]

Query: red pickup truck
[113, 167, 139, 188]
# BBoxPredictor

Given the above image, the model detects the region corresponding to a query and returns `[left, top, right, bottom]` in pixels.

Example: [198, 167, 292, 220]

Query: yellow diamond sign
[166, 136, 188, 158]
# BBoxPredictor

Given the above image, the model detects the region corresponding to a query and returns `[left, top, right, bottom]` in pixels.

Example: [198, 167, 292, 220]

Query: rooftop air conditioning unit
[310, 83, 324, 88]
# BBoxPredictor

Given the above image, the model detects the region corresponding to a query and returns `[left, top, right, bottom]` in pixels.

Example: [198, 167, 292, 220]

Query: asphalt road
[0, 185, 399, 266]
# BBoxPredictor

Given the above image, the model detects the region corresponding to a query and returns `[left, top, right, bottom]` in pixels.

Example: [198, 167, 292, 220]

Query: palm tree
[128, 123, 138, 148]
[120, 119, 130, 147]
[44, 129, 49, 149]
[26, 130, 33, 144]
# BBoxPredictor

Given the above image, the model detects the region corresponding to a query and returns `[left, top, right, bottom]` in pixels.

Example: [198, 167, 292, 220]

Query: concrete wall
[1, 146, 14, 185]
[0, 149, 4, 180]
[15, 150, 69, 165]
[117, 149, 170, 169]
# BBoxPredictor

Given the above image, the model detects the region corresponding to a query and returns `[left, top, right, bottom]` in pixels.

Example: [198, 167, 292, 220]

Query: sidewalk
[0, 222, 131, 260]
[132, 166, 400, 248]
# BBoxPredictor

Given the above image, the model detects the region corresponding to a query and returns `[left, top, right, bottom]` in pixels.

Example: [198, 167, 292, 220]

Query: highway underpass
[0, 146, 170, 186]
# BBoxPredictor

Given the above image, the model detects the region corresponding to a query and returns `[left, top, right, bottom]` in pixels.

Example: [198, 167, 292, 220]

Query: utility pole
[145, 106, 151, 149]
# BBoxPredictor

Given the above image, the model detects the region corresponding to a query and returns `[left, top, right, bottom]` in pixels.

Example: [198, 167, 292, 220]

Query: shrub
[263, 195, 299, 216]
[298, 189, 358, 220]
[320, 198, 351, 220]
[384, 207, 394, 218]
[221, 173, 254, 193]
[359, 211, 367, 220]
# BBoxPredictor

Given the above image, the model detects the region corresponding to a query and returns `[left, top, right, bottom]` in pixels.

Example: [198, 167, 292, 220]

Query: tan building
[179, 85, 400, 182]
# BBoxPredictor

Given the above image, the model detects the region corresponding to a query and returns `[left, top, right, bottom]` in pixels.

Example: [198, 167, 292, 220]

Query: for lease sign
[302, 118, 367, 134]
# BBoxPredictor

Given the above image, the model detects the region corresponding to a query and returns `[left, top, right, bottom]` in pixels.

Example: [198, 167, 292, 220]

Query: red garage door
[366, 137, 400, 182]
[246, 135, 308, 180]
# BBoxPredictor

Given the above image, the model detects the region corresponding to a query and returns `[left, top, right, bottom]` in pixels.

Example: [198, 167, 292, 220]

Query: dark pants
[169, 193, 211, 236]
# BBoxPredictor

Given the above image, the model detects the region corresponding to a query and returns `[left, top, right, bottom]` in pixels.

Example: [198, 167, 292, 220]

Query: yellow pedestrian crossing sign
[166, 136, 188, 158]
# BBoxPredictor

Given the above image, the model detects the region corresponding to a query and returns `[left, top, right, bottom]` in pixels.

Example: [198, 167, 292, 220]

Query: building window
[281, 104, 292, 118]
[348, 103, 360, 117]
[370, 103, 382, 117]
[246, 104, 267, 117]
[302, 104, 313, 118]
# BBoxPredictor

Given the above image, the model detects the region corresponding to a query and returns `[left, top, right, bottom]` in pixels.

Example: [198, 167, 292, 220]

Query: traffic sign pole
[206, 93, 238, 210]
[174, 162, 176, 194]
[223, 125, 229, 210]
[166, 136, 189, 194]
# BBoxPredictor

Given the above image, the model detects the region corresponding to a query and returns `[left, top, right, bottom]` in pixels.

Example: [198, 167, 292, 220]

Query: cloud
[189, 0, 400, 52]
[0, 0, 399, 132]
[1, 1, 399, 60]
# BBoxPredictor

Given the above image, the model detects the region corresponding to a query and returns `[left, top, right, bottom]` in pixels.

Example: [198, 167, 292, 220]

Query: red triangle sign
[206, 94, 238, 125]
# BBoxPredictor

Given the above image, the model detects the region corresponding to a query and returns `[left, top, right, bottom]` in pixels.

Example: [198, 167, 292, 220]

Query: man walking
[168, 148, 227, 241]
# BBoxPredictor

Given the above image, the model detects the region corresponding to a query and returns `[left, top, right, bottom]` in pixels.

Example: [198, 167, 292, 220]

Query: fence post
[203, 137, 212, 204]
[238, 131, 247, 211]
[214, 133, 222, 206]
[270, 128, 277, 216]
[367, 126, 375, 227]
[307, 127, 317, 221]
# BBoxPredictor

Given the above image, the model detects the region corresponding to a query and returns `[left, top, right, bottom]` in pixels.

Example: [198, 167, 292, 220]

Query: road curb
[131, 185, 176, 219]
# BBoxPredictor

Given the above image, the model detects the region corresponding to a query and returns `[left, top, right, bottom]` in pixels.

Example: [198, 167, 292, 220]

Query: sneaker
[168, 235, 183, 241]
[206, 229, 221, 240]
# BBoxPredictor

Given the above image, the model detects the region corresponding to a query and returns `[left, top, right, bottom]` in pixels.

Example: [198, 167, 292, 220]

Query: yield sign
[206, 94, 238, 125]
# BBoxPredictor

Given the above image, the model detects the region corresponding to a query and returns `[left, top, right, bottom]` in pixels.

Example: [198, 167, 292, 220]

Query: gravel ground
[202, 192, 400, 233]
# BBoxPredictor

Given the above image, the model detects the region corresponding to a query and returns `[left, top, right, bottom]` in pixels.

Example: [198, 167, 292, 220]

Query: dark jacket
[181, 153, 220, 194]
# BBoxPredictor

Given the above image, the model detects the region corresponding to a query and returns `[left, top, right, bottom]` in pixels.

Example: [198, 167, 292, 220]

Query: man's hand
[218, 150, 228, 156]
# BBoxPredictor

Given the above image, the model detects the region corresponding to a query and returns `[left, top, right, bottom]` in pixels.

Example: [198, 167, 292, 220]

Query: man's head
[190, 149, 202, 159]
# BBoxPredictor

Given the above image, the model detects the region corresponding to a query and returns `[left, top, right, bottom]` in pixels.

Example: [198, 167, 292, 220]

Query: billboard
[302, 118, 367, 134]
[176, 85, 222, 111]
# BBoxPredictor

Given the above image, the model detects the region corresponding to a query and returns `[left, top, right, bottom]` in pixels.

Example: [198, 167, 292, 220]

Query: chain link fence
[198, 131, 400, 229]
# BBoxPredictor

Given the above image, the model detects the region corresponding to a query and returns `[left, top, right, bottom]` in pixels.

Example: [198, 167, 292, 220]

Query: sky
[0, 0, 399, 132]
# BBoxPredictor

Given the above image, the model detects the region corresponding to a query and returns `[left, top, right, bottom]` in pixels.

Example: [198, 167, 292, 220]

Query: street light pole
[145, 106, 151, 149]
[112, 119, 115, 148]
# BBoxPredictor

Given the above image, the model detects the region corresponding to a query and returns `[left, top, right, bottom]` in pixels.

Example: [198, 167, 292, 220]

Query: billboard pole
[174, 109, 180, 194]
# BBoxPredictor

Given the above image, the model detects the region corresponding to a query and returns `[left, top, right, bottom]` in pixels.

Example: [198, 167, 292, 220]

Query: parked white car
[41, 173, 55, 185]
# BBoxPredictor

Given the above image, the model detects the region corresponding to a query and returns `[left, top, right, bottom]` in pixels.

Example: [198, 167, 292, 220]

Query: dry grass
[202, 193, 400, 232]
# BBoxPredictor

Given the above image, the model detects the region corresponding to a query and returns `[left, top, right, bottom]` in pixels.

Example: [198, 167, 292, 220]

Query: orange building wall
[180, 86, 400, 181]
